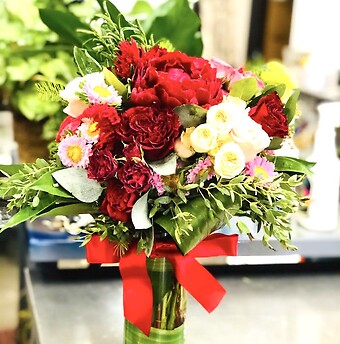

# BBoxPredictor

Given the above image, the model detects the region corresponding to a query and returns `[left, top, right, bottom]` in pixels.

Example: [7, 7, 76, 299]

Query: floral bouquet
[0, 2, 313, 343]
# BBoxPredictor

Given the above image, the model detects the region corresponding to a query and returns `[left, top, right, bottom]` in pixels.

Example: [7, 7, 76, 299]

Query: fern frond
[35, 81, 65, 103]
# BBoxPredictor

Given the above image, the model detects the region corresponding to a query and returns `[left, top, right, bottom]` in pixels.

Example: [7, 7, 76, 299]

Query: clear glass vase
[124, 256, 188, 343]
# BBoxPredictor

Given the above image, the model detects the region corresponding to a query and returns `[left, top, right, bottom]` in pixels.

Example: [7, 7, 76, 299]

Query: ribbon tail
[169, 255, 226, 312]
[119, 248, 153, 336]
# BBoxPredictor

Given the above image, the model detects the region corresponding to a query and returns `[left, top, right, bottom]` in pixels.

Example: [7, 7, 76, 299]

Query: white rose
[190, 123, 218, 153]
[231, 117, 270, 162]
[206, 96, 249, 135]
[214, 142, 246, 179]
[208, 133, 233, 156]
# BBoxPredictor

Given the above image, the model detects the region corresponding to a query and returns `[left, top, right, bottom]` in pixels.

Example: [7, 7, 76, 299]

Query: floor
[2, 232, 340, 344]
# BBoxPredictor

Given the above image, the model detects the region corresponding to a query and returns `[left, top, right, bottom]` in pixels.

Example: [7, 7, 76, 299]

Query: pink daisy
[244, 156, 276, 181]
[57, 135, 92, 168]
[77, 119, 99, 144]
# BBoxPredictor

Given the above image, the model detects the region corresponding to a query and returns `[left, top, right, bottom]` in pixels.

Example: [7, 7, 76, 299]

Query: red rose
[118, 106, 181, 161]
[118, 159, 152, 193]
[130, 51, 223, 109]
[100, 179, 138, 223]
[87, 149, 118, 182]
[249, 92, 288, 138]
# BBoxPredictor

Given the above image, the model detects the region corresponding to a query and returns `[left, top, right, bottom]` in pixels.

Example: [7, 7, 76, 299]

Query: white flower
[208, 133, 233, 157]
[77, 119, 99, 144]
[59, 72, 122, 118]
[83, 72, 122, 106]
[231, 117, 270, 162]
[59, 76, 89, 117]
[206, 96, 249, 136]
[190, 123, 218, 153]
[214, 142, 246, 179]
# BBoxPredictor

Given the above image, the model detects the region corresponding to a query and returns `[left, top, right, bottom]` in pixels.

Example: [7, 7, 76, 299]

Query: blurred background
[0, 0, 339, 343]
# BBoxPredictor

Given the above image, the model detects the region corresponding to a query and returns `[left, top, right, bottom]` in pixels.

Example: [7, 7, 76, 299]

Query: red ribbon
[86, 233, 238, 336]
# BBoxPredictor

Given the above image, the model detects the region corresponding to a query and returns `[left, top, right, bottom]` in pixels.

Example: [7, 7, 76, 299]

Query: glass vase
[124, 256, 188, 343]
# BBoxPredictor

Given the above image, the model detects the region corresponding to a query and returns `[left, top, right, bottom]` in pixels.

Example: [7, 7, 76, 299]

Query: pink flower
[57, 135, 92, 168]
[209, 57, 265, 92]
[244, 156, 276, 181]
[187, 157, 214, 184]
[151, 172, 166, 196]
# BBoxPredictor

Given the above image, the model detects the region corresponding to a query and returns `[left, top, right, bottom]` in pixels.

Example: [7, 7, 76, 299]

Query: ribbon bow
[86, 233, 238, 335]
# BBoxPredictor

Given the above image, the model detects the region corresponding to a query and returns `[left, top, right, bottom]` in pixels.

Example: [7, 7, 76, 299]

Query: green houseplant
[0, 0, 99, 161]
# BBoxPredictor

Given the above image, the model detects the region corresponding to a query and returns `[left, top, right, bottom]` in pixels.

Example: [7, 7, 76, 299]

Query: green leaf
[271, 156, 315, 175]
[0, 164, 25, 177]
[103, 67, 127, 97]
[155, 190, 240, 254]
[130, 0, 153, 17]
[39, 9, 88, 46]
[73, 47, 102, 76]
[263, 84, 286, 98]
[265, 210, 275, 224]
[31, 171, 74, 199]
[97, 0, 131, 29]
[267, 137, 284, 150]
[173, 104, 207, 128]
[250, 202, 263, 216]
[229, 77, 259, 101]
[284, 89, 300, 123]
[0, 194, 57, 231]
[52, 168, 103, 203]
[139, 227, 154, 257]
[33, 202, 97, 219]
[236, 221, 251, 234]
[144, 0, 203, 56]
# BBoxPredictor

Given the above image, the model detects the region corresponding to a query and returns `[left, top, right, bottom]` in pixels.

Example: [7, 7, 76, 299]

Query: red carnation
[249, 92, 289, 138]
[114, 39, 142, 80]
[117, 106, 181, 161]
[100, 179, 138, 223]
[115, 39, 168, 81]
[87, 149, 118, 182]
[118, 159, 152, 194]
[123, 142, 142, 160]
[80, 104, 121, 150]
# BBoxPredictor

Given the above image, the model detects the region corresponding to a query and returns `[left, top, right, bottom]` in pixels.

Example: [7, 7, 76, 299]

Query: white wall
[289, 0, 340, 55]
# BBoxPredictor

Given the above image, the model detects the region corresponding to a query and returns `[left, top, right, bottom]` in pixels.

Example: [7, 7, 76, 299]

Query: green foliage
[174, 104, 207, 128]
[0, 0, 99, 140]
[142, 0, 203, 57]
[0, 159, 100, 232]
[229, 77, 260, 101]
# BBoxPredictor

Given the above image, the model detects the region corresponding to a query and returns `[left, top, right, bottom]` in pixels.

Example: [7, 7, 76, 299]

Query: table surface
[25, 261, 340, 344]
